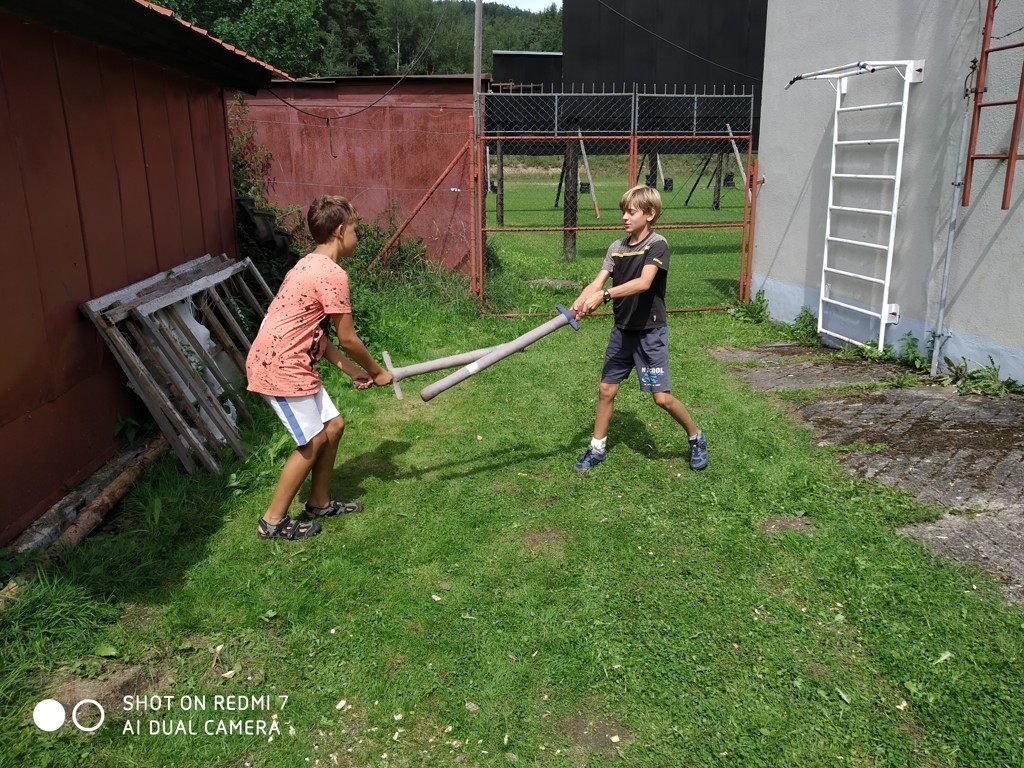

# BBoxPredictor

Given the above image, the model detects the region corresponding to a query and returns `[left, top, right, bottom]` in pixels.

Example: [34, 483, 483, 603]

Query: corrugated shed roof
[0, 0, 291, 92]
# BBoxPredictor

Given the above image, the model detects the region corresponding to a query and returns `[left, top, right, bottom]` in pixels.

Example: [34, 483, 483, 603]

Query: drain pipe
[930, 103, 971, 376]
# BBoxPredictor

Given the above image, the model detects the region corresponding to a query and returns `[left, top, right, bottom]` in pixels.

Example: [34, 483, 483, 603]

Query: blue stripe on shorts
[273, 396, 309, 445]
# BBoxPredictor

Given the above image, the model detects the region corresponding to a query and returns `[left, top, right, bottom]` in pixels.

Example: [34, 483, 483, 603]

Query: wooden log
[46, 436, 169, 556]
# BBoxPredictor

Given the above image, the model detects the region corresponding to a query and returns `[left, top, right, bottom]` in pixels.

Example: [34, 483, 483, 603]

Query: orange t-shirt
[246, 253, 352, 397]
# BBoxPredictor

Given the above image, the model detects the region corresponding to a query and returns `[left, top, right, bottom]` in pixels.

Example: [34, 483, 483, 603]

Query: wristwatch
[602, 289, 612, 304]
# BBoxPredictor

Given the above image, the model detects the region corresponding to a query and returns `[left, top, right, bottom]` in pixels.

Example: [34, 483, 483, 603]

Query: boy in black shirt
[570, 185, 708, 471]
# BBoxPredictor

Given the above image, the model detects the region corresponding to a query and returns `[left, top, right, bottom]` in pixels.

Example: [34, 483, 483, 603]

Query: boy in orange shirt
[246, 195, 392, 540]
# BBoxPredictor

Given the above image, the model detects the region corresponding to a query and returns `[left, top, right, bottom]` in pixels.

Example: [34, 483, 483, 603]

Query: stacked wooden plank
[81, 254, 274, 473]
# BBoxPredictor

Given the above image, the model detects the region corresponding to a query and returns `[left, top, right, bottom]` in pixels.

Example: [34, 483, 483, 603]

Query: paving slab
[717, 344, 1024, 603]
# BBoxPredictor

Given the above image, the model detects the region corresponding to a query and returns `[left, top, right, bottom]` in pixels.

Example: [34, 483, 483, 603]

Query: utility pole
[472, 0, 483, 298]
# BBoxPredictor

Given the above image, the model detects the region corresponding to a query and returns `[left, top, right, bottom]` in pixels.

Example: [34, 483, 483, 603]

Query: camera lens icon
[33, 699, 65, 732]
[33, 699, 105, 732]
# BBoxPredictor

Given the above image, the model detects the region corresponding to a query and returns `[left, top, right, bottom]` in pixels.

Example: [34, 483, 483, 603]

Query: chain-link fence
[485, 87, 755, 135]
[480, 89, 755, 313]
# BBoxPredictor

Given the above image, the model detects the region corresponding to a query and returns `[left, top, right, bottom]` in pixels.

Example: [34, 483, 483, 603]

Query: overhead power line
[592, 0, 762, 82]
[266, 0, 452, 122]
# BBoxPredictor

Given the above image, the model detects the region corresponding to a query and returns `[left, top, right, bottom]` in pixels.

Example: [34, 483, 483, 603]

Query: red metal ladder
[962, 0, 1024, 209]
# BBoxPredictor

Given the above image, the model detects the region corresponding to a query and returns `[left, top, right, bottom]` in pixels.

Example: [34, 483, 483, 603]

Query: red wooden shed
[241, 75, 482, 279]
[0, 0, 284, 545]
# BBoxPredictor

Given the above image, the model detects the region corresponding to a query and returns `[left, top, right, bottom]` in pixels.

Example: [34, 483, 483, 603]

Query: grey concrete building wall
[753, 1, 1024, 381]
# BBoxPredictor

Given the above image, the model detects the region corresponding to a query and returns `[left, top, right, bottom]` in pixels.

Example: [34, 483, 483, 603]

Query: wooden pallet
[81, 254, 275, 473]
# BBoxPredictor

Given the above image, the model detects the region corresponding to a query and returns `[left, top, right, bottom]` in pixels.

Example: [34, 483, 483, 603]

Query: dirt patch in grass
[521, 528, 572, 553]
[760, 515, 815, 536]
[805, 662, 830, 680]
[40, 604, 173, 724]
[712, 343, 835, 363]
[525, 279, 579, 288]
[48, 661, 172, 719]
[555, 706, 633, 764]
[120, 602, 160, 632]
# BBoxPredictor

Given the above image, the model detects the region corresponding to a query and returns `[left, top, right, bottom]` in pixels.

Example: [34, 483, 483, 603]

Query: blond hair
[307, 195, 358, 244]
[619, 185, 662, 224]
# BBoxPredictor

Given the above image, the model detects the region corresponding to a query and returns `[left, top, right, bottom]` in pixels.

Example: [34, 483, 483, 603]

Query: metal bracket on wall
[81, 254, 275, 473]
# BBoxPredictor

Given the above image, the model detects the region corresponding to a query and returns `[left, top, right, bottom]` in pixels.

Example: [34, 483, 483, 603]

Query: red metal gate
[476, 131, 755, 312]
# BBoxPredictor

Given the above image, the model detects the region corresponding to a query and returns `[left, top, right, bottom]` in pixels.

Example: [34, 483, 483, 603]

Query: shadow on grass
[34, 462, 239, 606]
[704, 277, 739, 299]
[332, 431, 600, 490]
[328, 414, 685, 491]
[609, 410, 690, 462]
[0, 449, 245, 722]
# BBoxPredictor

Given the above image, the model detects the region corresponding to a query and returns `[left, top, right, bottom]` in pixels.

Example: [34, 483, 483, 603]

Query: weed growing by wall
[227, 94, 273, 204]
[728, 289, 770, 323]
[784, 306, 821, 346]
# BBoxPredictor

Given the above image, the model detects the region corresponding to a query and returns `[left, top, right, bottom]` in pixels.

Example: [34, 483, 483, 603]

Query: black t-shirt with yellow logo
[600, 232, 670, 330]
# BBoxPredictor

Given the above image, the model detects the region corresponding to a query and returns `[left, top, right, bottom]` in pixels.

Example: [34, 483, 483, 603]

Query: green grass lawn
[2, 251, 1023, 766]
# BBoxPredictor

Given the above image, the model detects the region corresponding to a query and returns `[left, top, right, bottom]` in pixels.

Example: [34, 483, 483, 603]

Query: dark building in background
[492, 50, 562, 92]
[562, 0, 765, 138]
[563, 0, 765, 90]
[489, 0, 766, 140]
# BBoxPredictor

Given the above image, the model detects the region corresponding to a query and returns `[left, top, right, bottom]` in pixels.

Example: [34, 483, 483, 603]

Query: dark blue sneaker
[573, 446, 606, 471]
[688, 431, 708, 471]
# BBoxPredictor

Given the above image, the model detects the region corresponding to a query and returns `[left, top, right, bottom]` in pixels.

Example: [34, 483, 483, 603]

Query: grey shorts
[601, 325, 672, 393]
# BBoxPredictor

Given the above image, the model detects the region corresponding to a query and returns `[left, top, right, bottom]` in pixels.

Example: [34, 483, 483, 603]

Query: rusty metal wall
[0, 12, 238, 545]
[241, 77, 476, 274]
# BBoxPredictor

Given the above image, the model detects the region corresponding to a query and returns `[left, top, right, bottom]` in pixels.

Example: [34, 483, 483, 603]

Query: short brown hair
[307, 195, 358, 244]
[619, 185, 662, 224]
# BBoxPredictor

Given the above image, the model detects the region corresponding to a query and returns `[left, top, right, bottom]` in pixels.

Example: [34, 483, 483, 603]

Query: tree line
[164, 0, 561, 78]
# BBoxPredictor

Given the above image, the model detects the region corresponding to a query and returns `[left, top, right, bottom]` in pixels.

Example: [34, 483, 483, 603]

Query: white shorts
[264, 388, 340, 446]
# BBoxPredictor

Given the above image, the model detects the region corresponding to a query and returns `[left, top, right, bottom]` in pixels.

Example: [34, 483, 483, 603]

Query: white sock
[591, 436, 607, 452]
[688, 430, 702, 443]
